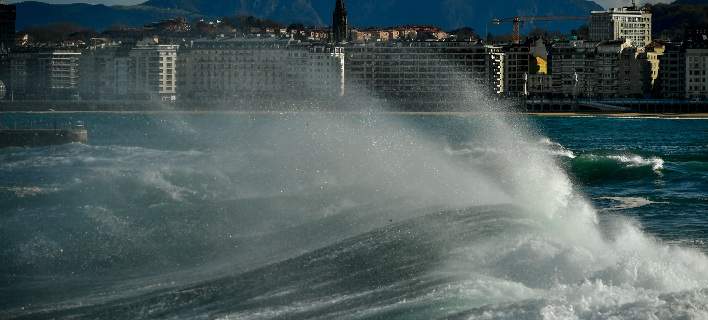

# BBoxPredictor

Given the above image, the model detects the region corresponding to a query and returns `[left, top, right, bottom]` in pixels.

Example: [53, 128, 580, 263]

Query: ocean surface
[1, 112, 707, 319]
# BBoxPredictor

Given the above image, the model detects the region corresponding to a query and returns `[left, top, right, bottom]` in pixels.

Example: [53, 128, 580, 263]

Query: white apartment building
[345, 41, 505, 98]
[686, 48, 708, 100]
[178, 38, 344, 101]
[590, 7, 652, 47]
[129, 40, 178, 101]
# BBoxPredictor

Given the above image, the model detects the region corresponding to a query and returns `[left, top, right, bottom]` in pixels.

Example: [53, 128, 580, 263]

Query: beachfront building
[345, 41, 504, 99]
[549, 41, 598, 98]
[548, 39, 655, 99]
[177, 38, 345, 102]
[503, 39, 550, 97]
[8, 49, 81, 100]
[590, 6, 652, 47]
[128, 39, 178, 101]
[656, 43, 685, 99]
[685, 46, 708, 100]
[594, 40, 631, 98]
[503, 43, 530, 97]
[79, 45, 131, 100]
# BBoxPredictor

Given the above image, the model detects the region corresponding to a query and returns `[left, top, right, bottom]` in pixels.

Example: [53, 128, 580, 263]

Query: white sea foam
[607, 154, 665, 171]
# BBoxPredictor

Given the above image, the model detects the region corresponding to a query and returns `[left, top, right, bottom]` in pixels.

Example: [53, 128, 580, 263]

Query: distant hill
[15, 1, 193, 31]
[672, 0, 708, 4]
[648, 0, 708, 40]
[15, 0, 603, 33]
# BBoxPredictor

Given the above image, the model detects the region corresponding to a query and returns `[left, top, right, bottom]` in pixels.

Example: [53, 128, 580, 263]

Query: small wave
[570, 153, 666, 183]
[607, 155, 664, 171]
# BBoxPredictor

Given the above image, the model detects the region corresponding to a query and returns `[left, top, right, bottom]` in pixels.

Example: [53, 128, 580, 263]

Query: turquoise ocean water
[1, 113, 707, 319]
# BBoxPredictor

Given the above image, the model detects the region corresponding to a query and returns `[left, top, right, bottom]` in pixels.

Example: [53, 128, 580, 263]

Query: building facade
[656, 43, 686, 99]
[9, 49, 81, 100]
[550, 41, 598, 98]
[177, 38, 345, 101]
[685, 47, 708, 100]
[590, 7, 652, 47]
[128, 41, 178, 101]
[547, 39, 655, 99]
[79, 45, 131, 100]
[345, 41, 504, 99]
[503, 44, 530, 97]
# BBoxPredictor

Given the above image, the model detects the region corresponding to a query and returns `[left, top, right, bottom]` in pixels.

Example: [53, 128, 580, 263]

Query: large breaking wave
[1, 111, 707, 320]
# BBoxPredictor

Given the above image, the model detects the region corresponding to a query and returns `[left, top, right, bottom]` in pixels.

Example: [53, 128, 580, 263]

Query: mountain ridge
[14, 0, 603, 33]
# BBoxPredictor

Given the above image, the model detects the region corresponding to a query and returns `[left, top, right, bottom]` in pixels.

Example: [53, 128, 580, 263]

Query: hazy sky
[6, 0, 676, 7]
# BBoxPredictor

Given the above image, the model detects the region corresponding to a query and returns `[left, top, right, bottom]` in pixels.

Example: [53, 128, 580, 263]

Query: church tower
[332, 0, 348, 43]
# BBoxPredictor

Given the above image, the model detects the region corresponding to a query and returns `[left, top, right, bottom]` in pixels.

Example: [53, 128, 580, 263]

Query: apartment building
[128, 40, 178, 101]
[9, 49, 81, 100]
[685, 46, 708, 100]
[590, 7, 652, 47]
[656, 43, 685, 99]
[503, 39, 549, 97]
[345, 41, 504, 99]
[503, 44, 530, 97]
[177, 38, 344, 101]
[594, 40, 631, 98]
[549, 41, 598, 98]
[79, 45, 131, 100]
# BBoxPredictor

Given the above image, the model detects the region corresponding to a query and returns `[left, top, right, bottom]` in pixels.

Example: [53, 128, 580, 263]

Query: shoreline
[1, 110, 707, 118]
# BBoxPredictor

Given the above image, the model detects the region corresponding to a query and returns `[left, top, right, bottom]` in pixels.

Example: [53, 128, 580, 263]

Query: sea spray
[2, 113, 708, 319]
[1, 111, 707, 319]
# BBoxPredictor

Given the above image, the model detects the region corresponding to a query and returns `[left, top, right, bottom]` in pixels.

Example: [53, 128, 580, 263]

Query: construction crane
[490, 16, 589, 44]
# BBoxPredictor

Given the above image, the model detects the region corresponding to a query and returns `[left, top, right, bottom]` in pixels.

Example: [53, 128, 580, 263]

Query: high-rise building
[0, 4, 15, 51]
[128, 39, 178, 101]
[332, 0, 348, 43]
[590, 7, 652, 47]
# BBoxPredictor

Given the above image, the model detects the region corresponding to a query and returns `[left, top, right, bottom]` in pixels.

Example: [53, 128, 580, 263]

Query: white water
[3, 92, 707, 319]
[426, 104, 708, 319]
[607, 154, 665, 171]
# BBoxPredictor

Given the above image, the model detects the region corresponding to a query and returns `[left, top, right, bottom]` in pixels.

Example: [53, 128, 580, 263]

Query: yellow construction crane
[490, 16, 589, 44]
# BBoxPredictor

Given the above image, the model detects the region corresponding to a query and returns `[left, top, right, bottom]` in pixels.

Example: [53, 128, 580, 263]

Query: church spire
[332, 0, 348, 43]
